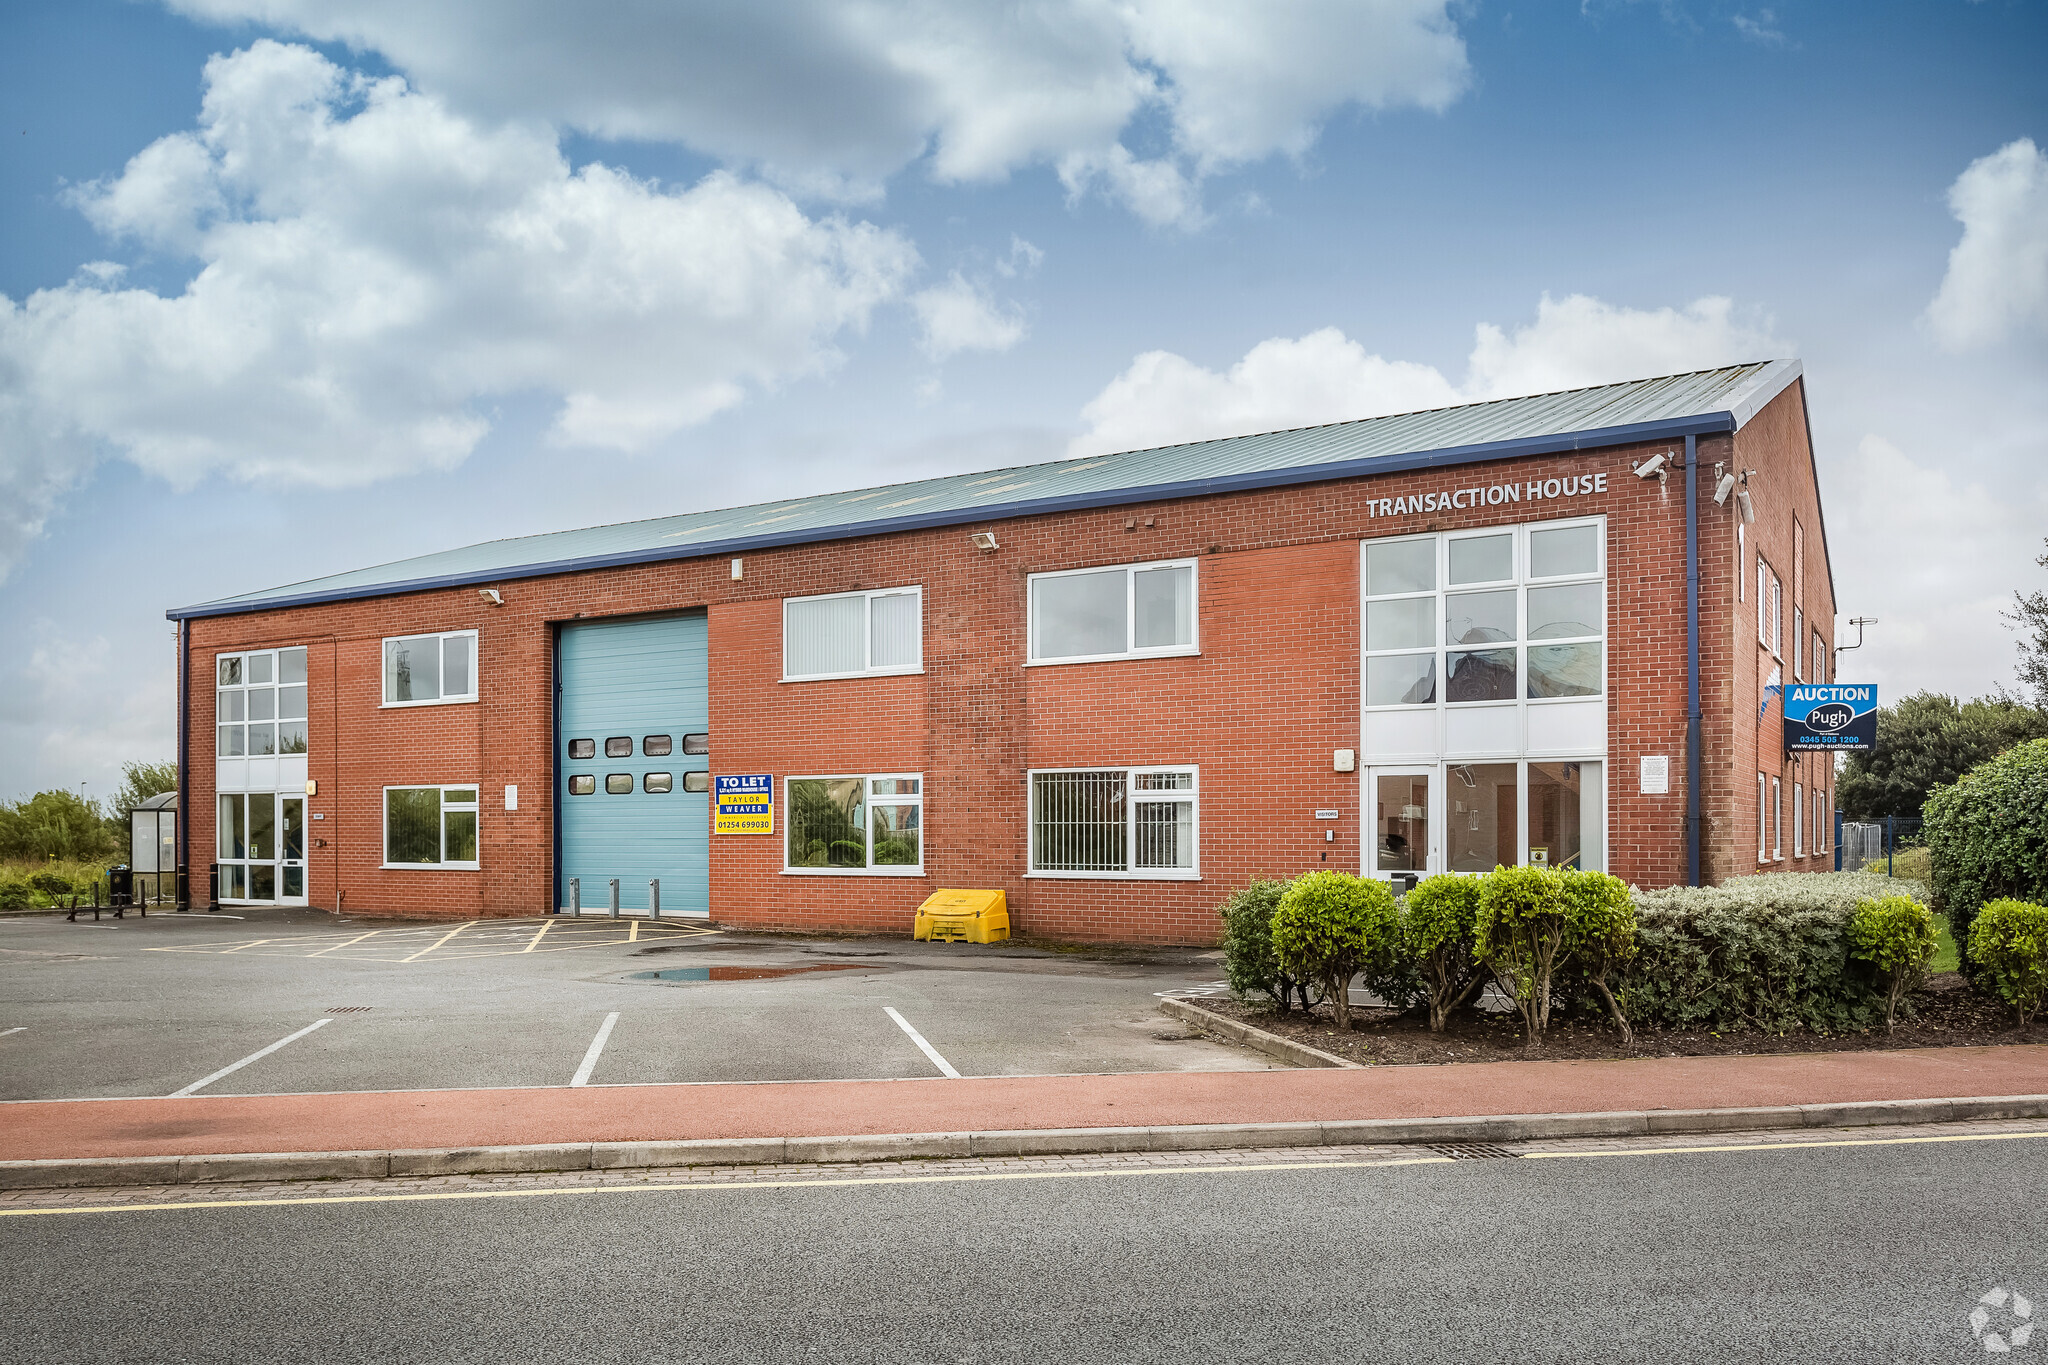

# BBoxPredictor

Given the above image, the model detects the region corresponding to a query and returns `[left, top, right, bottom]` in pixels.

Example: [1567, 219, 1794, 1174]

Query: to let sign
[1784, 685, 1877, 752]
[714, 774, 774, 834]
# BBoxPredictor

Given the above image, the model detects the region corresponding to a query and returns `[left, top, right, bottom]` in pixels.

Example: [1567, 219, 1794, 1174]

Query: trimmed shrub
[1619, 873, 1905, 1033]
[0, 876, 30, 911]
[1968, 898, 2048, 1026]
[1220, 878, 1315, 1011]
[1924, 738, 2048, 972]
[1271, 871, 1400, 1029]
[27, 870, 74, 898]
[1848, 894, 1939, 1032]
[1403, 875, 1486, 1032]
[1475, 865, 1571, 1046]
[1561, 869, 1639, 1043]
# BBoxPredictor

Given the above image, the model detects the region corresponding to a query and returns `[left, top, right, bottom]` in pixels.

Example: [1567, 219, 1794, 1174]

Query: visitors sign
[1783, 685, 1877, 752]
[714, 774, 774, 834]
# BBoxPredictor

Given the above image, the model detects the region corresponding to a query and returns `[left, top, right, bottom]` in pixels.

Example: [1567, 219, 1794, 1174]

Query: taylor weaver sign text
[1783, 685, 1877, 752]
[1367, 473, 1609, 517]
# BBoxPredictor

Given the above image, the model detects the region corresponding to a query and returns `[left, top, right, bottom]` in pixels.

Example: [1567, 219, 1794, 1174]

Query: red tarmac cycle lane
[6, 1044, 2048, 1162]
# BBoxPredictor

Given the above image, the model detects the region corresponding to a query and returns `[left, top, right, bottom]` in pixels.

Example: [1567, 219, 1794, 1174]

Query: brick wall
[181, 400, 1831, 942]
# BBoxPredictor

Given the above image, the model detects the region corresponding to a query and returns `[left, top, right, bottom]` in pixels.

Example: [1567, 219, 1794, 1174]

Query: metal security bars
[1029, 767, 1198, 878]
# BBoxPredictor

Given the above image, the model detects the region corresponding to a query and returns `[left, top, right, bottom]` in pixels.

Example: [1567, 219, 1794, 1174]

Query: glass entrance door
[1367, 769, 1437, 880]
[279, 795, 307, 904]
[217, 791, 309, 905]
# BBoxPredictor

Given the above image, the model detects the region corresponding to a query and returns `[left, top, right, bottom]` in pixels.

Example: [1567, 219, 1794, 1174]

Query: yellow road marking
[630, 920, 639, 943]
[11, 1128, 2048, 1220]
[306, 930, 381, 959]
[520, 920, 554, 954]
[399, 921, 471, 963]
[220, 938, 275, 954]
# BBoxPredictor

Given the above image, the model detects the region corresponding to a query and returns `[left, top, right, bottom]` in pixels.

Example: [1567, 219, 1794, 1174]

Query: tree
[1924, 737, 2048, 973]
[2010, 538, 2048, 711]
[1835, 692, 2048, 820]
[1402, 874, 1488, 1033]
[1270, 871, 1400, 1030]
[1475, 865, 1572, 1048]
[0, 790, 121, 862]
[110, 761, 178, 811]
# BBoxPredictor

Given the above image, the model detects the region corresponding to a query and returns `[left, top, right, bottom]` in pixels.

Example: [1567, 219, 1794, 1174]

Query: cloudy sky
[2, 0, 2044, 799]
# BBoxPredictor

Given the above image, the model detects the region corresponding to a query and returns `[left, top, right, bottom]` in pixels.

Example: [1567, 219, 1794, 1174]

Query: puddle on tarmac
[631, 962, 873, 983]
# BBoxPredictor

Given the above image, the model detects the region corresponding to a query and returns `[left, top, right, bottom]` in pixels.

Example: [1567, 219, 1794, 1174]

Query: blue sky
[3, 0, 2045, 799]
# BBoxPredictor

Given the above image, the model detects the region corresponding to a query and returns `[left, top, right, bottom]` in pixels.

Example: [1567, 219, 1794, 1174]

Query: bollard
[608, 878, 620, 918]
[569, 877, 581, 917]
[650, 879, 661, 919]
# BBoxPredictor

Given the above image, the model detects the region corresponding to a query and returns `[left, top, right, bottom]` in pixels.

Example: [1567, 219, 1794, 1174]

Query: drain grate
[1427, 1142, 1522, 1160]
[326, 1006, 372, 1013]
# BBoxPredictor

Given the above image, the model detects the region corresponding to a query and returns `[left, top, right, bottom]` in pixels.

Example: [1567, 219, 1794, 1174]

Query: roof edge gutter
[168, 410, 1741, 622]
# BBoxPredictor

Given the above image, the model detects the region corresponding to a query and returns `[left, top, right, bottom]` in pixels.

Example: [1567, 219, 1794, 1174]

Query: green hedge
[1925, 737, 2048, 972]
[1968, 898, 2048, 1025]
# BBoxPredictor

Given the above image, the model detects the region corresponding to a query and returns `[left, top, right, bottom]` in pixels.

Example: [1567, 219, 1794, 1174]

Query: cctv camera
[1713, 472, 1737, 505]
[1632, 453, 1668, 480]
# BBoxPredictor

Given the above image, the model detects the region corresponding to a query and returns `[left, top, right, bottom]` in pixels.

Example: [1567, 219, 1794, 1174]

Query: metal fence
[1836, 815, 1923, 874]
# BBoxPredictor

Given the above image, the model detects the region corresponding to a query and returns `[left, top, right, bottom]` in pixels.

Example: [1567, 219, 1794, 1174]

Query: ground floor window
[786, 775, 923, 873]
[384, 786, 479, 868]
[1370, 760, 1602, 877]
[1030, 767, 1198, 878]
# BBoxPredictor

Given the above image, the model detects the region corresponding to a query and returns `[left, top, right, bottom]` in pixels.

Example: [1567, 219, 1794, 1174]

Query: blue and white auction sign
[1783, 684, 1877, 752]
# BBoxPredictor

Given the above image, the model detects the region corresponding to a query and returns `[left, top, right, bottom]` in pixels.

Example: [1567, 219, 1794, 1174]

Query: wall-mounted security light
[478, 588, 503, 606]
[1735, 488, 1756, 524]
[969, 531, 999, 553]
[1631, 453, 1669, 483]
[1713, 463, 1737, 505]
[730, 558, 744, 581]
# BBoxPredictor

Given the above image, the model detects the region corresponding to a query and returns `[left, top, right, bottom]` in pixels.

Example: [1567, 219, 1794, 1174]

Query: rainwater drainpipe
[1685, 434, 1703, 887]
[176, 617, 189, 905]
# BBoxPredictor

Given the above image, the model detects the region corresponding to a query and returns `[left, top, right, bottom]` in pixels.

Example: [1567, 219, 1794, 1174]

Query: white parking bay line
[170, 1018, 332, 1098]
[570, 1012, 620, 1088]
[884, 1006, 961, 1079]
[0, 1027, 25, 1038]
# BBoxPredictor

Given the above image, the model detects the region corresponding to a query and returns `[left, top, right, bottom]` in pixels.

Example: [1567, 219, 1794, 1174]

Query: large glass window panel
[386, 788, 443, 864]
[1448, 534, 1512, 585]
[1132, 566, 1194, 649]
[247, 653, 273, 685]
[279, 648, 307, 685]
[871, 805, 921, 866]
[1446, 763, 1518, 872]
[218, 657, 241, 686]
[1375, 774, 1429, 873]
[443, 634, 474, 698]
[445, 809, 478, 864]
[1365, 539, 1435, 595]
[787, 778, 867, 868]
[1366, 597, 1434, 651]
[223, 864, 246, 899]
[218, 724, 245, 757]
[1033, 570, 1127, 659]
[282, 799, 304, 861]
[1527, 583, 1603, 640]
[247, 688, 275, 721]
[250, 865, 275, 901]
[870, 591, 921, 669]
[277, 721, 308, 754]
[219, 690, 244, 721]
[1528, 643, 1602, 699]
[1529, 524, 1598, 578]
[785, 595, 867, 677]
[1365, 654, 1436, 706]
[1447, 648, 1517, 702]
[219, 794, 245, 859]
[1527, 762, 1585, 870]
[278, 685, 307, 720]
[1446, 590, 1516, 645]
[248, 722, 277, 756]
[1031, 770, 1126, 872]
[1134, 799, 1194, 869]
[1579, 762, 1605, 872]
[385, 637, 439, 703]
[247, 794, 275, 861]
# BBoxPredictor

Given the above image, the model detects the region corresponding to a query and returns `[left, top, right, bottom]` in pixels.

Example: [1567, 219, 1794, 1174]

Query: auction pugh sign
[1783, 685, 1877, 753]
[714, 774, 774, 834]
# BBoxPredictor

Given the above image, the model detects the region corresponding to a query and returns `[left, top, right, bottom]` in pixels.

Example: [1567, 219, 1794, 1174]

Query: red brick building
[170, 361, 1839, 942]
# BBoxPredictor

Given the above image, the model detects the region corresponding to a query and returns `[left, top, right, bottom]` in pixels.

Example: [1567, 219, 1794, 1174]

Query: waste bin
[107, 864, 133, 907]
[914, 889, 1009, 943]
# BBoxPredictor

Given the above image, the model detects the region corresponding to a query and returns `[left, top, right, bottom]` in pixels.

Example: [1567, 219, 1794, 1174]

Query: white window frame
[381, 630, 479, 707]
[1771, 575, 1783, 658]
[1793, 607, 1805, 680]
[1757, 558, 1769, 647]
[1814, 634, 1826, 685]
[1794, 782, 1805, 857]
[381, 784, 481, 870]
[781, 587, 924, 682]
[1757, 772, 1768, 863]
[1026, 558, 1200, 667]
[1361, 517, 1607, 713]
[1026, 765, 1201, 880]
[782, 773, 925, 876]
[1771, 775, 1783, 861]
[215, 646, 310, 757]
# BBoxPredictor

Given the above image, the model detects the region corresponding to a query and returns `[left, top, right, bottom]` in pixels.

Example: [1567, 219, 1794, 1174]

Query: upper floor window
[783, 588, 922, 681]
[1362, 521, 1604, 708]
[1028, 558, 1197, 665]
[217, 647, 308, 756]
[383, 631, 477, 706]
[1813, 634, 1827, 684]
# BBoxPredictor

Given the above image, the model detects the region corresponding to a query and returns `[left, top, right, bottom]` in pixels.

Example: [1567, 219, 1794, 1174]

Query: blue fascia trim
[167, 411, 1738, 621]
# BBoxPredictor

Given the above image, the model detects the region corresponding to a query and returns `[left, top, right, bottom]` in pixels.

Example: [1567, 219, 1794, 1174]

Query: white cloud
[1072, 294, 1791, 454]
[0, 622, 175, 800]
[912, 273, 1028, 362]
[1731, 10, 1789, 47]
[1925, 138, 2048, 351]
[0, 41, 917, 581]
[166, 0, 1471, 221]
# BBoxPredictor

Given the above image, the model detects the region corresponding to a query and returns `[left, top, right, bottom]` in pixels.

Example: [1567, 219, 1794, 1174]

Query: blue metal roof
[170, 359, 1802, 620]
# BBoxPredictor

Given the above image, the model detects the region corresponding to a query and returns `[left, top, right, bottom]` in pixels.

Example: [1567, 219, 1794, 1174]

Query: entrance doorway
[1364, 761, 1605, 882]
[1368, 768, 1437, 879]
[217, 791, 308, 905]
